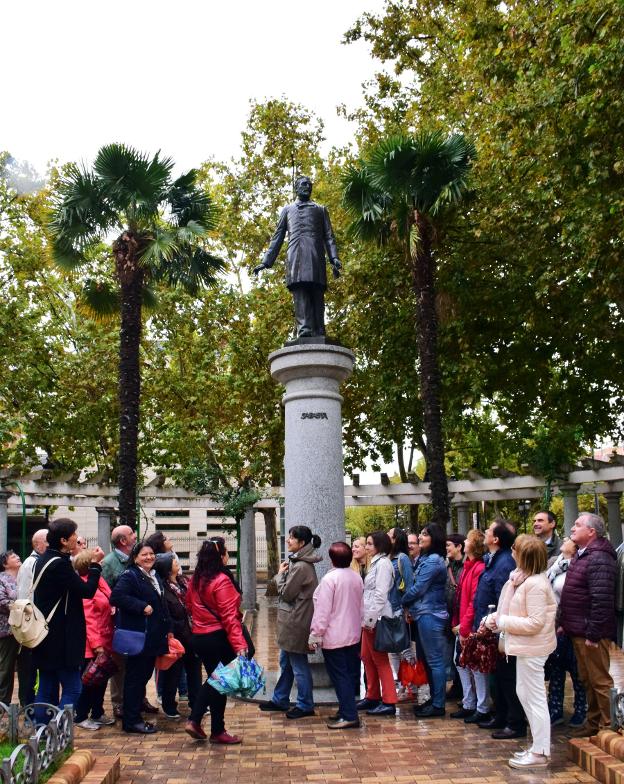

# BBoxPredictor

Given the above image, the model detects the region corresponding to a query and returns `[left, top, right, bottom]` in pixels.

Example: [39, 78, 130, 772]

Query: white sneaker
[76, 719, 100, 731]
[508, 752, 549, 769]
[512, 749, 530, 758]
[93, 714, 115, 726]
[164, 711, 181, 720]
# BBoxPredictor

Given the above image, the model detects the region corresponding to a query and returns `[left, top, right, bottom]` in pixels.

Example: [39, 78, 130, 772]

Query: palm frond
[79, 278, 120, 320]
[140, 229, 179, 266]
[49, 164, 118, 244]
[50, 237, 89, 270]
[94, 144, 173, 216]
[175, 219, 208, 244]
[409, 131, 475, 213]
[168, 170, 219, 230]
[367, 135, 420, 196]
[142, 283, 159, 310]
[153, 247, 225, 295]
[342, 162, 393, 242]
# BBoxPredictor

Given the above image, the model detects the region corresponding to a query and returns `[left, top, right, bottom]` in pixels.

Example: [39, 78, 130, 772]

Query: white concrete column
[240, 506, 257, 611]
[559, 483, 580, 536]
[0, 490, 9, 551]
[604, 491, 623, 549]
[456, 502, 470, 535]
[269, 343, 355, 579]
[95, 506, 115, 551]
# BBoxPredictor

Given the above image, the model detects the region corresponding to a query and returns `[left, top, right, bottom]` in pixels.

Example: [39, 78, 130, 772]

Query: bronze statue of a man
[253, 176, 341, 338]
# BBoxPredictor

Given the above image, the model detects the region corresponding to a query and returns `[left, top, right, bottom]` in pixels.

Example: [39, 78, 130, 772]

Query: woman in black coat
[33, 518, 104, 714]
[110, 542, 171, 734]
[154, 554, 202, 718]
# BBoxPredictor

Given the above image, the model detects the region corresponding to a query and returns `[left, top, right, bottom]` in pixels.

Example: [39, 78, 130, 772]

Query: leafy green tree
[342, 132, 474, 526]
[343, 0, 624, 475]
[47, 145, 224, 526]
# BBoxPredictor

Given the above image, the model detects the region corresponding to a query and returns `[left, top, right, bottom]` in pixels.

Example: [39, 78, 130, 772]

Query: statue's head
[295, 176, 313, 201]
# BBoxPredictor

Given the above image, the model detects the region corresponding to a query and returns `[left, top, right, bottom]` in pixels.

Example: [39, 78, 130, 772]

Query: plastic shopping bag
[208, 655, 266, 698]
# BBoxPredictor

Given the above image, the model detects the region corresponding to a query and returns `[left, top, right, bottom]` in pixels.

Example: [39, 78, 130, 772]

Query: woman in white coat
[487, 534, 557, 770]
[357, 531, 397, 716]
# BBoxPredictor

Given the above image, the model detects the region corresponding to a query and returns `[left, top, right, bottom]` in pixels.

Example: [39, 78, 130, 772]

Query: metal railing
[0, 703, 73, 784]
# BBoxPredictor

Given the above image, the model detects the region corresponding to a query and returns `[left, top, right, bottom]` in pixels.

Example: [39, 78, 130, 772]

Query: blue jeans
[272, 649, 314, 711]
[36, 668, 82, 723]
[322, 645, 360, 721]
[416, 614, 447, 709]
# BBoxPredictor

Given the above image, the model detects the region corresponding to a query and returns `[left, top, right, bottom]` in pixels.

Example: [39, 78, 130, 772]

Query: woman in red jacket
[450, 529, 492, 724]
[74, 549, 116, 730]
[184, 538, 250, 744]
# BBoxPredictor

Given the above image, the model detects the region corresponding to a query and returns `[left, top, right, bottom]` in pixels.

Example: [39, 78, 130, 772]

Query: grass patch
[0, 741, 71, 781]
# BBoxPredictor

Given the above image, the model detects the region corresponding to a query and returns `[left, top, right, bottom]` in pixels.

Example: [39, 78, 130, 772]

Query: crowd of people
[0, 509, 619, 769]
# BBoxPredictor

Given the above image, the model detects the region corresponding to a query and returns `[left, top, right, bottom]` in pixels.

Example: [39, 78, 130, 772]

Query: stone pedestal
[269, 342, 355, 691]
[269, 342, 355, 578]
[240, 506, 258, 611]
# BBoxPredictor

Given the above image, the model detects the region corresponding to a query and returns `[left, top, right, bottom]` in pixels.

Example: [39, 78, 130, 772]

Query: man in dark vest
[254, 176, 341, 338]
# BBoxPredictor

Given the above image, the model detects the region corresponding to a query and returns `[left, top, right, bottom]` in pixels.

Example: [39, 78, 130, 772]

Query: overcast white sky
[3, 0, 400, 481]
[3, 0, 385, 175]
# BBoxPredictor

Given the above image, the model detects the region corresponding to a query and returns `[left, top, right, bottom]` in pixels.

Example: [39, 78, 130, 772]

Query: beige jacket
[496, 573, 557, 657]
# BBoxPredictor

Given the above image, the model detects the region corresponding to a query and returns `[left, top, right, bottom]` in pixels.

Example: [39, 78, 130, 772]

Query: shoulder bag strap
[31, 556, 61, 597]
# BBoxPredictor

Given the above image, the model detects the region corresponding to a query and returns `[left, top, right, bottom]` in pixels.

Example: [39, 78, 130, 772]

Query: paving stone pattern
[79, 595, 623, 784]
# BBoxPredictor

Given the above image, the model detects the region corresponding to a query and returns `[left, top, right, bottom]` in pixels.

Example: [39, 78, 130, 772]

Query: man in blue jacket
[473, 520, 527, 739]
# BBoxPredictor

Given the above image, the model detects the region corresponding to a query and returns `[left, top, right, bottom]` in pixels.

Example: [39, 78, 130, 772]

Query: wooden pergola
[2, 455, 623, 544]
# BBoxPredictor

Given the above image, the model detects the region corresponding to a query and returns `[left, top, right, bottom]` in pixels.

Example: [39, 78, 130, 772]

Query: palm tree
[342, 132, 474, 526]
[49, 144, 224, 528]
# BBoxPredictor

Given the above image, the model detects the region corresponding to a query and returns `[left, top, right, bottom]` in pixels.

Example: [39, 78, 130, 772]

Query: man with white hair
[16, 529, 48, 599]
[101, 525, 137, 589]
[560, 513, 617, 735]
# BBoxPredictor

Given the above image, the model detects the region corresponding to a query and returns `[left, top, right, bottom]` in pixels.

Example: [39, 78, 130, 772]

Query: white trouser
[516, 654, 550, 756]
[455, 638, 490, 714]
[457, 666, 490, 713]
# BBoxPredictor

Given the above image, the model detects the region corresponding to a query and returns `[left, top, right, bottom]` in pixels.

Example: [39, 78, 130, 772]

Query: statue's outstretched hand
[253, 263, 266, 275]
[331, 259, 341, 279]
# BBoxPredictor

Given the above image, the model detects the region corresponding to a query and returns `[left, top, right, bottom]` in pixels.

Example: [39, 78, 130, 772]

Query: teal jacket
[101, 549, 128, 589]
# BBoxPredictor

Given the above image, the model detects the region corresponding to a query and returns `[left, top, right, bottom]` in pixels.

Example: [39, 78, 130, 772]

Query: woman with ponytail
[259, 525, 322, 719]
[184, 537, 251, 744]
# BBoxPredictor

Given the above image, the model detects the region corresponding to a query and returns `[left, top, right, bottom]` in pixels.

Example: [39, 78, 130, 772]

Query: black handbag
[374, 615, 411, 653]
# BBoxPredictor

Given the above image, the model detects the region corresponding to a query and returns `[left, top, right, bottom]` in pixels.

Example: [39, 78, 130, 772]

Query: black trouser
[494, 654, 527, 731]
[160, 651, 202, 715]
[0, 636, 32, 706]
[122, 654, 156, 730]
[75, 658, 109, 722]
[323, 645, 361, 722]
[190, 631, 236, 736]
[291, 283, 325, 336]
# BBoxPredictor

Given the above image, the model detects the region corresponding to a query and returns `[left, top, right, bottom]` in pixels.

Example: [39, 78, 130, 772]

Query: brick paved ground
[78, 594, 623, 784]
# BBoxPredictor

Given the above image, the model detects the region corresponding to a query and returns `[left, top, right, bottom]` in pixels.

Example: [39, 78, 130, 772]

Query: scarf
[498, 567, 528, 616]
[546, 554, 570, 586]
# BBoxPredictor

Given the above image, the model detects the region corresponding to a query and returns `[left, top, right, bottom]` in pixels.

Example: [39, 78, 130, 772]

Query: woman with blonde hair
[350, 537, 370, 580]
[486, 534, 557, 770]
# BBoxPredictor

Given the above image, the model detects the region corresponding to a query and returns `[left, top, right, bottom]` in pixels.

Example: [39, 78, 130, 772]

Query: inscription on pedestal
[301, 412, 329, 419]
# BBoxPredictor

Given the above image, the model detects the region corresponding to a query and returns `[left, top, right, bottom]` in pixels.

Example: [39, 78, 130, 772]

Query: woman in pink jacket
[309, 542, 364, 730]
[74, 549, 115, 730]
[486, 534, 557, 771]
[450, 528, 490, 724]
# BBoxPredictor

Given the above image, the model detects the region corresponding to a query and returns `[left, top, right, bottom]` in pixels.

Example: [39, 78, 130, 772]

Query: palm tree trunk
[115, 233, 144, 529]
[410, 214, 449, 528]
